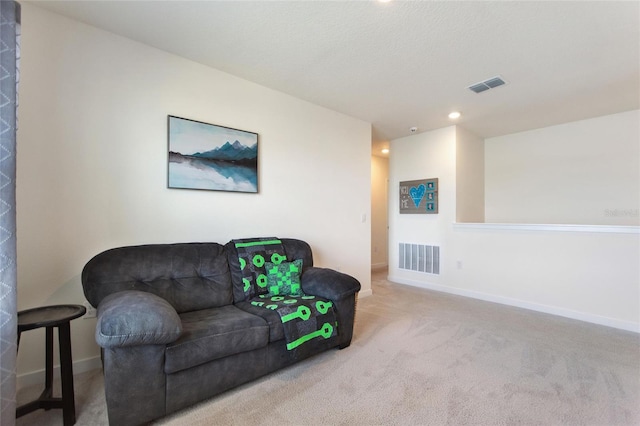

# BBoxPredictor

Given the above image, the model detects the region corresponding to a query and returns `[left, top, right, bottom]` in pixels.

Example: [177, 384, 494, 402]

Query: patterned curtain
[0, 2, 20, 425]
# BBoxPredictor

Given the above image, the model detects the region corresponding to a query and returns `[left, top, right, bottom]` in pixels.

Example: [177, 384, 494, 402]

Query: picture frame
[399, 178, 439, 214]
[168, 115, 258, 193]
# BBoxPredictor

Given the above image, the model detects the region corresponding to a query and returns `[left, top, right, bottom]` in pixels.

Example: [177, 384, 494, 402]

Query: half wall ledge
[452, 223, 640, 234]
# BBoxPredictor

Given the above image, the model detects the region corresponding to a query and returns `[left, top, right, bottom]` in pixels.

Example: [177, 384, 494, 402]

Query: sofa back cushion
[225, 238, 314, 304]
[82, 243, 233, 313]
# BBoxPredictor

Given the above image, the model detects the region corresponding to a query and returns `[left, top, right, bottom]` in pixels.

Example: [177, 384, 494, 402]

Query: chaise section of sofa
[82, 239, 360, 425]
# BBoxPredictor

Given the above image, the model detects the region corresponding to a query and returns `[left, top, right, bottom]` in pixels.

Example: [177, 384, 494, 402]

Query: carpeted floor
[17, 270, 640, 425]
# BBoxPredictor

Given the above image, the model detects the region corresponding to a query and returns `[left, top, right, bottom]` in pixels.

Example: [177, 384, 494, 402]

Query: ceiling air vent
[468, 76, 507, 93]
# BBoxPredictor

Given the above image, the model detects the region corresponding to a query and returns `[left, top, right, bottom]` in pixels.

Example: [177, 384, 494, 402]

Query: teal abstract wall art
[399, 178, 439, 214]
[168, 115, 258, 193]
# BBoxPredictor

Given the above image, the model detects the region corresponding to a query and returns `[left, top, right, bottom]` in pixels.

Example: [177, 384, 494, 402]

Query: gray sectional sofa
[81, 238, 360, 425]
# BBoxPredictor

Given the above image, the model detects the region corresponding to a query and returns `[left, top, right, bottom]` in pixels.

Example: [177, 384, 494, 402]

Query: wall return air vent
[468, 76, 507, 93]
[399, 243, 440, 275]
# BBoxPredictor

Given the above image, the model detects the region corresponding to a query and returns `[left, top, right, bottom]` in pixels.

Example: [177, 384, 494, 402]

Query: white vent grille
[398, 243, 440, 274]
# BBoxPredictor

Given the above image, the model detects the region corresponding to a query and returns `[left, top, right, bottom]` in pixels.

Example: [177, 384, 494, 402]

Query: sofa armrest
[96, 290, 183, 349]
[301, 267, 361, 300]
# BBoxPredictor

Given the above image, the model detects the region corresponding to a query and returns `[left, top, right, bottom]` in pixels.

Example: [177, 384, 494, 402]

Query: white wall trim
[358, 288, 373, 299]
[17, 356, 102, 390]
[371, 262, 388, 271]
[388, 274, 640, 333]
[453, 222, 640, 234]
[358, 288, 373, 298]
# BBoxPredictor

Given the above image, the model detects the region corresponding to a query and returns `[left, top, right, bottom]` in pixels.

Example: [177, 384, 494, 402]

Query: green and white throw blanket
[251, 294, 338, 356]
[233, 238, 338, 357]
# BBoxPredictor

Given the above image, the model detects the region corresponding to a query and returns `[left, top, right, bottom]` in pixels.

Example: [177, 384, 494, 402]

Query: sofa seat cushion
[235, 301, 284, 343]
[165, 305, 268, 374]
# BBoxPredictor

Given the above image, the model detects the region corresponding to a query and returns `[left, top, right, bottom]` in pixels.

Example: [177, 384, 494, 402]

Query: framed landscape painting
[168, 116, 258, 193]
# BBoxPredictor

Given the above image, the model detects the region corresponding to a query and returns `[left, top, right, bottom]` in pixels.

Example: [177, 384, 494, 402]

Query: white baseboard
[371, 262, 388, 271]
[387, 274, 640, 333]
[17, 356, 102, 390]
[358, 289, 373, 298]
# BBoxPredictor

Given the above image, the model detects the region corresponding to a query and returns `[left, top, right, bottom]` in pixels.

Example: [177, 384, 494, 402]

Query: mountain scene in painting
[169, 142, 258, 192]
[191, 140, 258, 163]
[168, 117, 258, 193]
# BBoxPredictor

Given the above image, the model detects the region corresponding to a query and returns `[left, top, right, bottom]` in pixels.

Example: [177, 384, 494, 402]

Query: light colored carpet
[17, 270, 640, 425]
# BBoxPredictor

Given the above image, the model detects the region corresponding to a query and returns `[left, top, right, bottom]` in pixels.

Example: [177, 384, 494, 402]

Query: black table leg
[58, 322, 76, 426]
[16, 326, 62, 419]
[16, 304, 85, 425]
[16, 324, 77, 425]
[44, 326, 54, 403]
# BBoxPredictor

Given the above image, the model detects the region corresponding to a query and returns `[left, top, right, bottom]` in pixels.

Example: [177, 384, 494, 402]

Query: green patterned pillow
[265, 259, 303, 297]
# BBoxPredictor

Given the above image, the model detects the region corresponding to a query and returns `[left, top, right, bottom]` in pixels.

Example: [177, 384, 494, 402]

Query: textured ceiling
[29, 1, 640, 155]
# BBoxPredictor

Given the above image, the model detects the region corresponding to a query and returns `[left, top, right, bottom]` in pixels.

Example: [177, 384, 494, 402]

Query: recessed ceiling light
[381, 148, 390, 154]
[448, 111, 461, 120]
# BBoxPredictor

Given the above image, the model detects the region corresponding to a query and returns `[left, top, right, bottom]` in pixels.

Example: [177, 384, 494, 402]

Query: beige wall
[485, 110, 640, 225]
[448, 223, 639, 331]
[455, 127, 484, 223]
[388, 126, 457, 287]
[371, 155, 389, 269]
[389, 122, 639, 332]
[16, 4, 372, 381]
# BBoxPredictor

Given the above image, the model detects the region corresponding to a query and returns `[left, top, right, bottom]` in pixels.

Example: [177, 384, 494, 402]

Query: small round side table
[17, 304, 86, 426]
